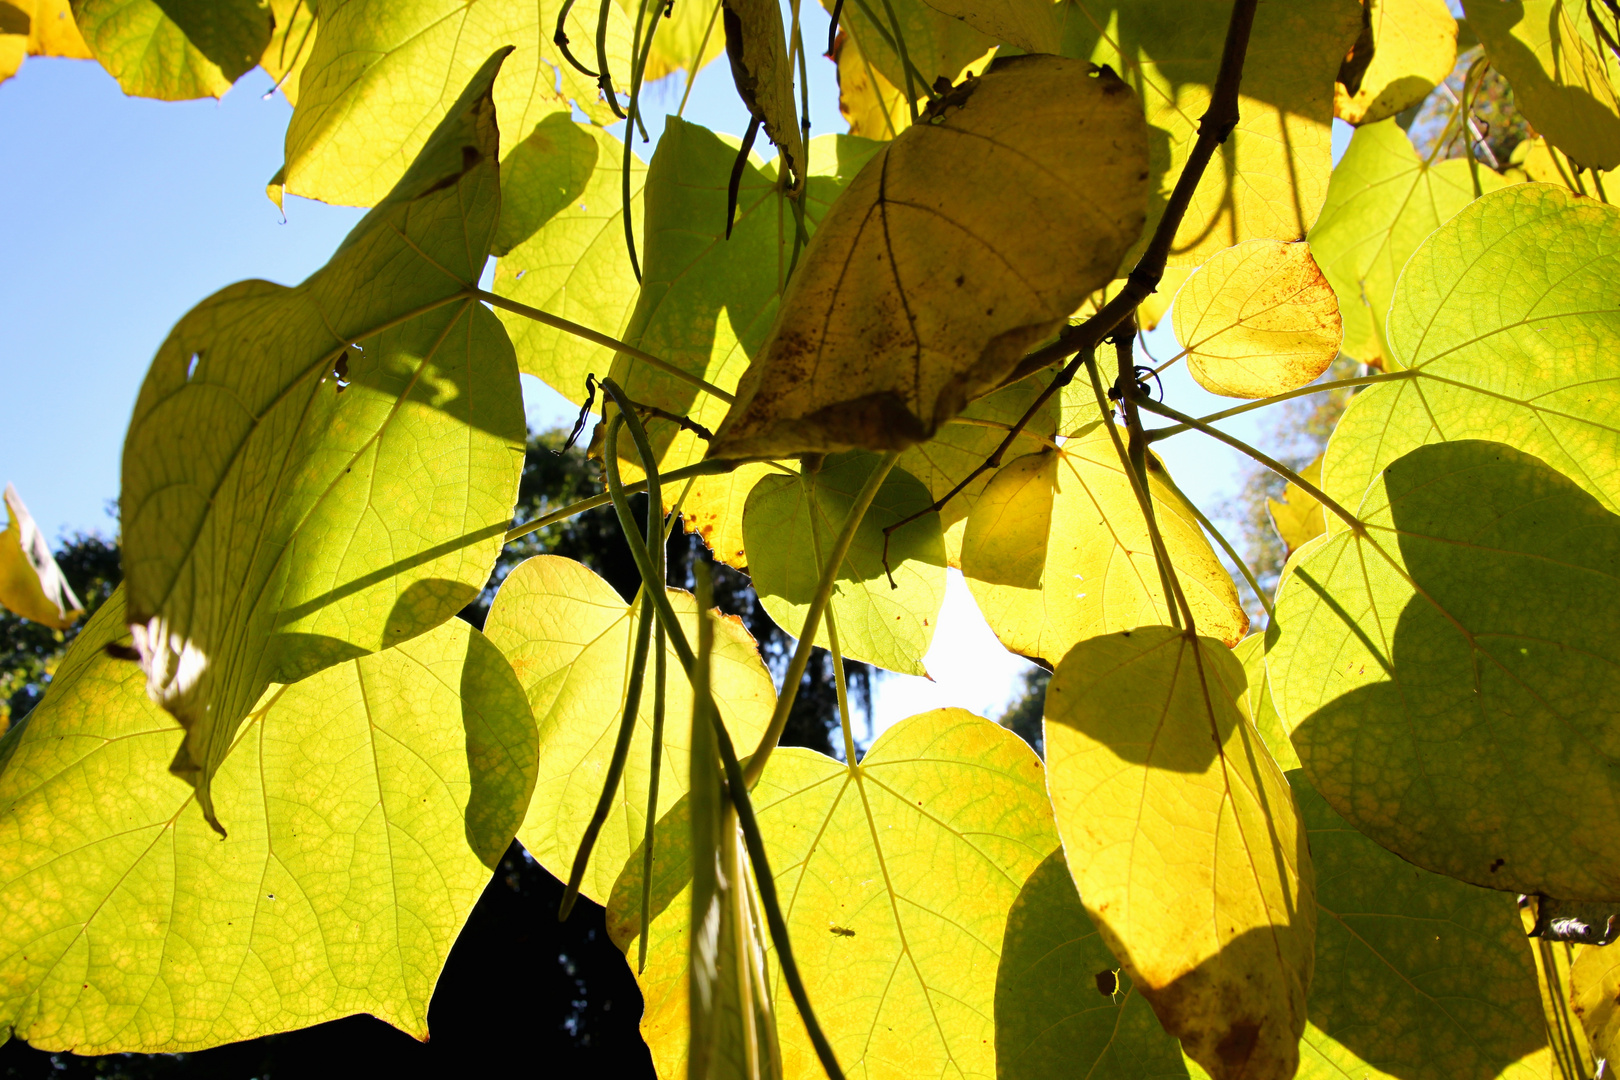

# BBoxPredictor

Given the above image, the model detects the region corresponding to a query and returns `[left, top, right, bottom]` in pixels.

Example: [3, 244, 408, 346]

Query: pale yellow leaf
[1334, 0, 1458, 125]
[0, 484, 82, 630]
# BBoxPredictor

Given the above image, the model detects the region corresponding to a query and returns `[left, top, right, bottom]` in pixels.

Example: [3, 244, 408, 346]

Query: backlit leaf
[895, 373, 1059, 565]
[71, 0, 268, 99]
[710, 56, 1149, 460]
[1511, 135, 1617, 198]
[1059, 0, 1362, 265]
[0, 484, 83, 630]
[961, 424, 1247, 668]
[120, 53, 526, 831]
[817, 0, 995, 93]
[1464, 0, 1620, 172]
[259, 0, 316, 105]
[1174, 239, 1342, 400]
[994, 848, 1192, 1080]
[282, 0, 632, 207]
[1233, 632, 1297, 770]
[0, 591, 538, 1051]
[722, 0, 805, 185]
[919, 0, 1060, 53]
[681, 462, 780, 570]
[491, 116, 646, 402]
[1571, 941, 1620, 1062]
[482, 555, 775, 905]
[0, 0, 92, 85]
[613, 708, 1062, 1079]
[1292, 767, 1549, 1080]
[742, 452, 946, 676]
[1322, 183, 1620, 514]
[1044, 625, 1314, 1080]
[1334, 0, 1458, 125]
[601, 121, 883, 479]
[1272, 439, 1620, 899]
[620, 0, 724, 82]
[1267, 454, 1325, 556]
[833, 25, 911, 140]
[1308, 118, 1509, 368]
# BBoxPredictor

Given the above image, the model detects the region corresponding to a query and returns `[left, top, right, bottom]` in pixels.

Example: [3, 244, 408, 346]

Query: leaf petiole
[1143, 369, 1414, 441]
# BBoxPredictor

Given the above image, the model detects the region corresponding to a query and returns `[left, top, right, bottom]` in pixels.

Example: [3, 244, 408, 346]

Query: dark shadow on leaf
[459, 628, 539, 868]
[493, 113, 599, 256]
[605, 793, 693, 951]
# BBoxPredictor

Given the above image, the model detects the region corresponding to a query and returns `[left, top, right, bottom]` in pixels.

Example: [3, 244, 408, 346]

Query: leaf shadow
[457, 627, 540, 869]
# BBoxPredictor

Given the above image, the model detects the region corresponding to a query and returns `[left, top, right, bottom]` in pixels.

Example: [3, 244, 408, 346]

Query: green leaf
[1272, 439, 1620, 899]
[710, 56, 1149, 461]
[742, 452, 946, 676]
[817, 0, 995, 92]
[1233, 632, 1297, 771]
[602, 120, 883, 478]
[71, 0, 268, 99]
[1334, 0, 1458, 125]
[0, 589, 538, 1052]
[1173, 239, 1342, 400]
[120, 52, 526, 831]
[0, 484, 83, 630]
[961, 424, 1248, 668]
[1291, 767, 1549, 1080]
[1464, 0, 1620, 172]
[612, 708, 1061, 1078]
[994, 848, 1192, 1080]
[918, 0, 1060, 54]
[1058, 0, 1362, 266]
[895, 373, 1059, 565]
[1044, 625, 1314, 1080]
[1322, 183, 1620, 515]
[491, 116, 646, 401]
[481, 554, 776, 905]
[1308, 119, 1508, 368]
[282, 0, 633, 207]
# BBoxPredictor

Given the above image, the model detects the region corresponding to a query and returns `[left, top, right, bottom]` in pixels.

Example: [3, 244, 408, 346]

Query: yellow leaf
[1044, 626, 1315, 1080]
[1267, 454, 1326, 555]
[832, 26, 911, 140]
[919, 0, 1060, 53]
[1175, 240, 1342, 399]
[681, 462, 778, 569]
[0, 0, 91, 84]
[1513, 135, 1617, 200]
[1571, 941, 1620, 1063]
[482, 555, 776, 905]
[1334, 0, 1458, 125]
[259, 0, 316, 104]
[611, 708, 1061, 1079]
[0, 484, 82, 630]
[618, 0, 725, 83]
[1233, 633, 1298, 770]
[961, 425, 1247, 668]
[709, 56, 1149, 460]
[722, 0, 805, 185]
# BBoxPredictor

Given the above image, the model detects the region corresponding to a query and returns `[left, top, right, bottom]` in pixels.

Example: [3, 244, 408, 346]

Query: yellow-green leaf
[1464, 0, 1620, 171]
[1174, 239, 1342, 400]
[613, 708, 1061, 1079]
[1044, 625, 1315, 1080]
[818, 0, 995, 93]
[282, 0, 632, 207]
[1571, 941, 1620, 1062]
[1233, 632, 1297, 770]
[482, 554, 775, 905]
[722, 0, 805, 185]
[1292, 767, 1549, 1080]
[1272, 439, 1620, 899]
[919, 0, 1059, 53]
[491, 117, 646, 402]
[1059, 0, 1362, 265]
[995, 848, 1192, 1080]
[0, 484, 83, 630]
[1268, 454, 1326, 556]
[742, 453, 946, 676]
[681, 462, 779, 570]
[602, 122, 883, 478]
[1334, 0, 1458, 125]
[1308, 118, 1508, 368]
[961, 425, 1248, 668]
[0, 590, 538, 1052]
[832, 24, 911, 140]
[709, 56, 1149, 460]
[1511, 134, 1617, 198]
[1322, 183, 1620, 515]
[120, 53, 526, 831]
[896, 373, 1059, 565]
[71, 0, 268, 99]
[259, 0, 316, 105]
[619, 0, 724, 82]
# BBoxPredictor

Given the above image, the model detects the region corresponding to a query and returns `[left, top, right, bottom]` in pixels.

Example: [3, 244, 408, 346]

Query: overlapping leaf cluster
[4, 1, 1620, 1078]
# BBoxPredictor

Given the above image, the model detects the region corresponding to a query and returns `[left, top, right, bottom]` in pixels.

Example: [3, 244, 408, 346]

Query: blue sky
[0, 11, 1350, 726]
